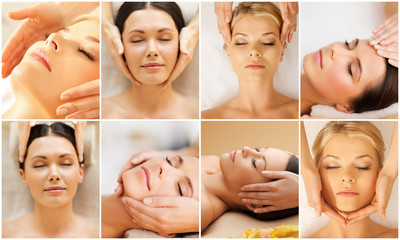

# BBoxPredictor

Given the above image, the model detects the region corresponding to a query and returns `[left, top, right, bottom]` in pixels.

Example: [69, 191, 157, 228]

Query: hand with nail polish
[240, 171, 298, 213]
[122, 196, 199, 235]
[277, 2, 298, 43]
[56, 79, 99, 119]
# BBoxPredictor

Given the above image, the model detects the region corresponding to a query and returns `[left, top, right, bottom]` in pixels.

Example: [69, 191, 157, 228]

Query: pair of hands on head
[101, 3, 199, 89]
[369, 13, 398, 68]
[214, 2, 298, 44]
[18, 121, 86, 163]
[114, 150, 199, 237]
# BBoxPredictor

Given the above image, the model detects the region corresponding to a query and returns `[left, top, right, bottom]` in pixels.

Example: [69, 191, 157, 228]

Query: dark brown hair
[352, 59, 398, 113]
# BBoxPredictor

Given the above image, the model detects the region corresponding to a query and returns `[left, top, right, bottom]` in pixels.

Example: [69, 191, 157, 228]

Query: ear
[19, 169, 29, 188]
[335, 104, 354, 113]
[280, 47, 285, 62]
[78, 164, 85, 184]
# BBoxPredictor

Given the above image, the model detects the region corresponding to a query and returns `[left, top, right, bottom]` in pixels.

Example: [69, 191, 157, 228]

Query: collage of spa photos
[0, 1, 399, 239]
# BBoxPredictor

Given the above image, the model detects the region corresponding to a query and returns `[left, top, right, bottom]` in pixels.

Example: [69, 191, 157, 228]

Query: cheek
[229, 48, 246, 74]
[159, 42, 179, 70]
[124, 44, 145, 69]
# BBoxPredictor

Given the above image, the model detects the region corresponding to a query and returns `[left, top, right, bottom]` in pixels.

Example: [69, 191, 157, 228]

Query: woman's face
[122, 155, 199, 201]
[303, 39, 386, 112]
[121, 8, 179, 85]
[228, 15, 284, 82]
[219, 146, 291, 204]
[20, 135, 84, 208]
[13, 19, 99, 105]
[319, 134, 380, 213]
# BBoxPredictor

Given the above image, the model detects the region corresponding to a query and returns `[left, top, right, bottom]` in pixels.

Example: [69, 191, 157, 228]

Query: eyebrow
[128, 28, 174, 35]
[323, 154, 372, 160]
[30, 153, 75, 161]
[355, 154, 373, 160]
[233, 32, 277, 37]
[86, 36, 99, 43]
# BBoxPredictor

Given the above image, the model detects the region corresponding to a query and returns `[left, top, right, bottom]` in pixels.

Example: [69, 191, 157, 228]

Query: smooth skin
[2, 3, 100, 119]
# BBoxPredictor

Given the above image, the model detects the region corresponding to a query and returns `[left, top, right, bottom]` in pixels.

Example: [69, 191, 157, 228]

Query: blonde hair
[230, 2, 283, 32]
[312, 121, 385, 168]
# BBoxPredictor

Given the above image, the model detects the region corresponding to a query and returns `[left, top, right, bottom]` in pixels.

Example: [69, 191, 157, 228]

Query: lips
[44, 186, 65, 193]
[141, 62, 164, 70]
[336, 189, 359, 197]
[245, 62, 265, 70]
[315, 50, 323, 69]
[29, 49, 51, 72]
[140, 167, 151, 191]
[230, 151, 236, 162]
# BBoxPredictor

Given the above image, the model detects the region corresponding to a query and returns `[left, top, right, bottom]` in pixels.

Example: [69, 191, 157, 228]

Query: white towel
[310, 103, 398, 119]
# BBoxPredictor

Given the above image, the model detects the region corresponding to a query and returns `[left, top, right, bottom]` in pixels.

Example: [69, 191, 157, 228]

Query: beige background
[202, 121, 298, 156]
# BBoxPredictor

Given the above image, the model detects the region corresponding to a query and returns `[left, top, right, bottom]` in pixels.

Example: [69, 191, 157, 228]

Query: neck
[324, 215, 376, 238]
[101, 194, 138, 238]
[233, 76, 280, 113]
[300, 73, 331, 115]
[125, 83, 180, 117]
[203, 173, 241, 210]
[3, 76, 58, 119]
[31, 201, 77, 237]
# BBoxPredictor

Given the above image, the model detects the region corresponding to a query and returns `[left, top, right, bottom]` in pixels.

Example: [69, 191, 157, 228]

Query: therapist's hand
[122, 196, 199, 236]
[2, 3, 67, 78]
[277, 2, 299, 43]
[214, 2, 233, 43]
[56, 79, 100, 119]
[115, 150, 161, 197]
[72, 121, 86, 163]
[347, 169, 397, 224]
[18, 121, 36, 163]
[162, 16, 199, 88]
[102, 20, 141, 86]
[239, 171, 298, 213]
[374, 42, 398, 67]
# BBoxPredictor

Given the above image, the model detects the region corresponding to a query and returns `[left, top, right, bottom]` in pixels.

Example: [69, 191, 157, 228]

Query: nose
[45, 33, 61, 51]
[249, 44, 261, 58]
[145, 40, 159, 58]
[331, 44, 350, 61]
[241, 146, 263, 158]
[340, 169, 355, 184]
[48, 166, 61, 182]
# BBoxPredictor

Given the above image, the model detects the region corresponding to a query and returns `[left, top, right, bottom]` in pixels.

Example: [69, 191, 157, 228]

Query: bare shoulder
[101, 95, 127, 119]
[181, 97, 199, 119]
[202, 105, 227, 119]
[3, 214, 32, 237]
[374, 225, 398, 238]
[75, 217, 100, 238]
[279, 98, 299, 119]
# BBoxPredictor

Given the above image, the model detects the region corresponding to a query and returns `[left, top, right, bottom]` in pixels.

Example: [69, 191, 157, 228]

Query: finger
[112, 35, 124, 55]
[60, 79, 99, 101]
[278, 3, 290, 24]
[123, 197, 160, 220]
[117, 152, 153, 183]
[65, 108, 99, 119]
[254, 205, 278, 214]
[371, 28, 397, 45]
[162, 54, 188, 88]
[322, 202, 346, 226]
[239, 191, 273, 199]
[377, 49, 398, 60]
[379, 32, 398, 45]
[240, 183, 274, 192]
[388, 59, 398, 68]
[242, 198, 273, 206]
[261, 170, 293, 180]
[113, 53, 141, 86]
[7, 7, 36, 20]
[347, 204, 377, 221]
[56, 95, 99, 117]
[223, 3, 232, 42]
[2, 48, 26, 78]
[143, 196, 188, 208]
[288, 29, 294, 43]
[114, 183, 124, 197]
[73, 121, 86, 162]
[280, 22, 290, 43]
[374, 42, 398, 52]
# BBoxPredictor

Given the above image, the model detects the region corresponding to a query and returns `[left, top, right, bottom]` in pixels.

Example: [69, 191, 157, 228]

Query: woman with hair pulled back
[2, 122, 99, 238]
[202, 2, 298, 119]
[303, 121, 397, 238]
[102, 2, 199, 119]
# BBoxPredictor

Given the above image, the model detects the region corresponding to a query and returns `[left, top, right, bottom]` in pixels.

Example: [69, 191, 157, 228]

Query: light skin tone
[101, 155, 199, 237]
[308, 134, 397, 238]
[201, 146, 292, 231]
[3, 135, 98, 238]
[301, 39, 386, 115]
[202, 14, 298, 119]
[2, 3, 100, 119]
[102, 7, 198, 119]
[3, 19, 99, 119]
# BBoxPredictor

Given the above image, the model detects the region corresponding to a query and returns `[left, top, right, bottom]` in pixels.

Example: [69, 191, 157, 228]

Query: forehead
[68, 19, 99, 39]
[358, 40, 386, 88]
[123, 8, 177, 33]
[323, 134, 376, 157]
[27, 135, 76, 157]
[233, 15, 280, 36]
[261, 147, 290, 171]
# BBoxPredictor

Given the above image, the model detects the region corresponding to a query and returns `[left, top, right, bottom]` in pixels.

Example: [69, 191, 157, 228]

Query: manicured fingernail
[225, 16, 230, 23]
[143, 198, 152, 204]
[56, 107, 68, 116]
[381, 40, 386, 45]
[370, 39, 377, 45]
[122, 198, 126, 205]
[60, 93, 70, 101]
[262, 171, 270, 175]
[238, 192, 244, 197]
[383, 212, 386, 220]
[374, 44, 381, 49]
[118, 47, 123, 55]
[377, 50, 383, 55]
[240, 186, 246, 191]
[115, 185, 120, 193]
[131, 218, 137, 223]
